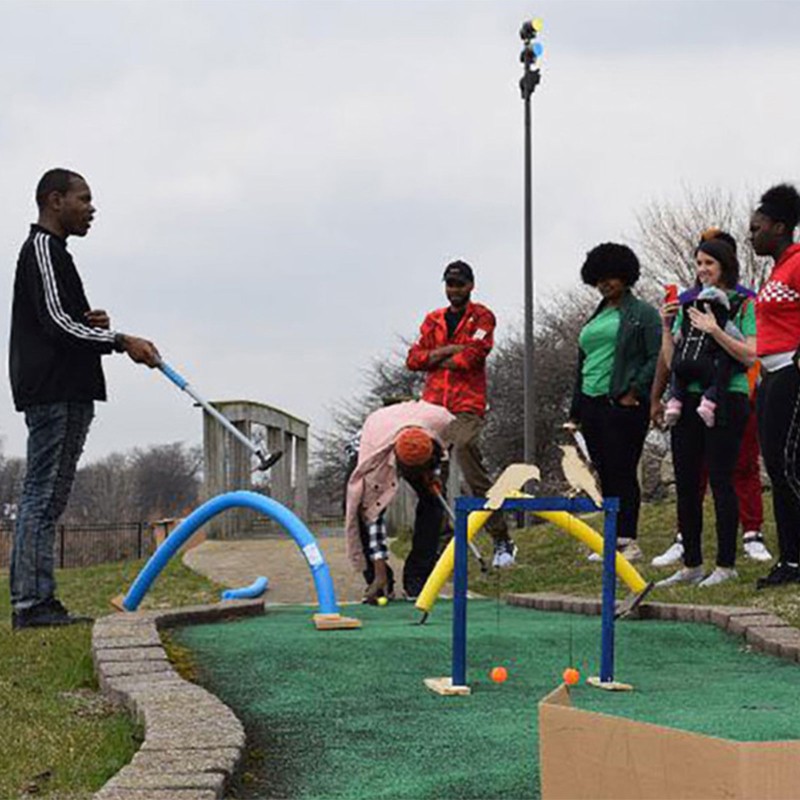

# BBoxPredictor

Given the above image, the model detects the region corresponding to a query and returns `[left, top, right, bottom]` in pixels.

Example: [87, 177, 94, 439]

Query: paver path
[183, 531, 371, 605]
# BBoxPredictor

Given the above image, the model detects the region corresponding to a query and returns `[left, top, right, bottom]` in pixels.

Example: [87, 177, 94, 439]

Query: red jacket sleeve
[406, 313, 438, 371]
[448, 307, 495, 371]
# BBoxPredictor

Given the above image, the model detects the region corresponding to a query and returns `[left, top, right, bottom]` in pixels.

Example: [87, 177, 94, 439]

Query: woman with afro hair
[750, 183, 800, 588]
[567, 243, 661, 562]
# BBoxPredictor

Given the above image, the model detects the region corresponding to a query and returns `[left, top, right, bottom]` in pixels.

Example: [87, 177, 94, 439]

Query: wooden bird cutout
[485, 463, 541, 510]
[559, 444, 603, 506]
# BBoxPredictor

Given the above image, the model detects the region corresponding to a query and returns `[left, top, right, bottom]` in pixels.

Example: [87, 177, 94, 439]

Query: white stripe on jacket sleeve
[33, 233, 115, 344]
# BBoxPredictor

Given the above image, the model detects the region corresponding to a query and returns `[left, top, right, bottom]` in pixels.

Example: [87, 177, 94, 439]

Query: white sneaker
[619, 541, 643, 563]
[492, 538, 518, 568]
[587, 540, 642, 563]
[699, 567, 738, 588]
[655, 566, 704, 588]
[743, 532, 772, 562]
[651, 536, 684, 568]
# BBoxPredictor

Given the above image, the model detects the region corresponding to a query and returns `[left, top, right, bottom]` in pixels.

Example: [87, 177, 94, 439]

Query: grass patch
[0, 556, 222, 799]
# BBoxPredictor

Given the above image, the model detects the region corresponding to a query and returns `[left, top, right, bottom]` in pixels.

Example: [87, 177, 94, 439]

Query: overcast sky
[1, 0, 798, 463]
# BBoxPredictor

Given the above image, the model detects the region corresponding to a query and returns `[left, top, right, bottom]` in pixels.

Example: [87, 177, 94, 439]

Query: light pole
[519, 18, 544, 469]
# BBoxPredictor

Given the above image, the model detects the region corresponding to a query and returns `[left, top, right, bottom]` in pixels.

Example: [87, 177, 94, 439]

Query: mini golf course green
[173, 601, 800, 799]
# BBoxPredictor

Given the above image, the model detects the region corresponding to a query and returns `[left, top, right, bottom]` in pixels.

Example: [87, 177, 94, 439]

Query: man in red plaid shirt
[407, 260, 516, 568]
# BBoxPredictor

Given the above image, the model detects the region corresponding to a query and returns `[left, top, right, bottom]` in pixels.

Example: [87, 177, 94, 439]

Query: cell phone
[664, 284, 679, 304]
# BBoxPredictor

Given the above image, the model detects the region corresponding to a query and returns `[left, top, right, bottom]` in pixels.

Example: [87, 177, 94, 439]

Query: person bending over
[344, 400, 455, 602]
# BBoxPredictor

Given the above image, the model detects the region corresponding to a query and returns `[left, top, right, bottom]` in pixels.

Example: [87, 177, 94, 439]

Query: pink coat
[344, 400, 455, 570]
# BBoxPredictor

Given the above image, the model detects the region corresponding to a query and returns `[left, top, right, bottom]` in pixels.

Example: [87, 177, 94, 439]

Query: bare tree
[130, 443, 202, 520]
[0, 450, 25, 521]
[309, 344, 426, 517]
[67, 453, 135, 522]
[484, 289, 596, 493]
[634, 186, 769, 293]
[63, 443, 201, 522]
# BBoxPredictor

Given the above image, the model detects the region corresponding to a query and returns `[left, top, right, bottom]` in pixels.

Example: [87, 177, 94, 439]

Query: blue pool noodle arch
[122, 491, 338, 614]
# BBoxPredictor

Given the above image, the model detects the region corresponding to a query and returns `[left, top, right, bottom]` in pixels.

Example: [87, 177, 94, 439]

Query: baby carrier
[671, 287, 747, 391]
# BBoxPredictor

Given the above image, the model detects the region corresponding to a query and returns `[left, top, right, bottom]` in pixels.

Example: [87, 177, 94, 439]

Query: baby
[664, 285, 746, 428]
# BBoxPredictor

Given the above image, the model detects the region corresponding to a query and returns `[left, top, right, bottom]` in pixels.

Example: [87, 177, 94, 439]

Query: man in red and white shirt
[751, 183, 800, 588]
[407, 260, 515, 569]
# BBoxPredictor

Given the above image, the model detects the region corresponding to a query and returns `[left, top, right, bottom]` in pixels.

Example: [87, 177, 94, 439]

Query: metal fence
[0, 522, 159, 570]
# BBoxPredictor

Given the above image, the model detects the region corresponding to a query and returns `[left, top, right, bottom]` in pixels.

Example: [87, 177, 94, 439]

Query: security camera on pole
[519, 17, 544, 473]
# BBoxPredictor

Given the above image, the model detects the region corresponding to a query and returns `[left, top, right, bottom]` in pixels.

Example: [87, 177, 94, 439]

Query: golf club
[429, 482, 488, 573]
[158, 360, 282, 472]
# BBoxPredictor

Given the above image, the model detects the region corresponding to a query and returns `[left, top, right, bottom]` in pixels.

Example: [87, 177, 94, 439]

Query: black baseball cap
[442, 260, 474, 283]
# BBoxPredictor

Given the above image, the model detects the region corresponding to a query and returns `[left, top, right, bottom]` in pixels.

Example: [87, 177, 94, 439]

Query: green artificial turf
[174, 600, 800, 800]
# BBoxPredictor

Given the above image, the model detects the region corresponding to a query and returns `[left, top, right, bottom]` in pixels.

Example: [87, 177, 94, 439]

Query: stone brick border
[506, 593, 800, 663]
[91, 600, 265, 800]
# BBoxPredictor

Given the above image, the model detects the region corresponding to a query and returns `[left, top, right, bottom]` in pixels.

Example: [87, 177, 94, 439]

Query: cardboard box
[539, 685, 800, 799]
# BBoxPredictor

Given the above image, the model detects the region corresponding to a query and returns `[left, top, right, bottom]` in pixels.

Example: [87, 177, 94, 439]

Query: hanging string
[496, 559, 502, 633]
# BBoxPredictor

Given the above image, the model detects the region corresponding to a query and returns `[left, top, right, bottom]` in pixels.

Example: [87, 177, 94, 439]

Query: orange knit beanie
[394, 427, 434, 467]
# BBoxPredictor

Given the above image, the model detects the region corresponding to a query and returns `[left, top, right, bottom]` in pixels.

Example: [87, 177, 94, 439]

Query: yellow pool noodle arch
[414, 490, 648, 616]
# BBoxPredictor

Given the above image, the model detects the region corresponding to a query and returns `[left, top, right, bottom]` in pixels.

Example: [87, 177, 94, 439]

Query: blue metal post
[600, 497, 619, 683]
[452, 499, 469, 688]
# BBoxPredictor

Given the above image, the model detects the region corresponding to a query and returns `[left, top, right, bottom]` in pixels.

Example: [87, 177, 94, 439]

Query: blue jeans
[10, 402, 94, 610]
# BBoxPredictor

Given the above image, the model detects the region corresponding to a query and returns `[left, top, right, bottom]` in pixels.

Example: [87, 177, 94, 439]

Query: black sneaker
[402, 583, 423, 602]
[12, 598, 93, 630]
[755, 562, 800, 590]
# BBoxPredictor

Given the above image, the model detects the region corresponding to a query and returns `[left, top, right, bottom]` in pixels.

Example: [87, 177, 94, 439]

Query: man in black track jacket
[9, 168, 160, 630]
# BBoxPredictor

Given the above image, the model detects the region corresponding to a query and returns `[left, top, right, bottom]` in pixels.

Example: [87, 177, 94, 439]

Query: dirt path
[183, 533, 372, 605]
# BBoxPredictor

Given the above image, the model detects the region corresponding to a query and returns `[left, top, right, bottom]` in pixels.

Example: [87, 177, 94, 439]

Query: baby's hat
[697, 285, 730, 309]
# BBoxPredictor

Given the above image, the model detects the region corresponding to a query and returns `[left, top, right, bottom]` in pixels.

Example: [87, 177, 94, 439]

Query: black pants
[671, 393, 748, 568]
[401, 470, 450, 596]
[580, 396, 649, 541]
[757, 366, 800, 565]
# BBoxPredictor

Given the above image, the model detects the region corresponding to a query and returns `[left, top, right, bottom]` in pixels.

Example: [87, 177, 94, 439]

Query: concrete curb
[91, 600, 265, 800]
[506, 592, 800, 664]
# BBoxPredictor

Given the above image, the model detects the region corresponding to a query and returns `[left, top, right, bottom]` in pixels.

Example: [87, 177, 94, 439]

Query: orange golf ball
[490, 666, 508, 683]
[563, 667, 580, 686]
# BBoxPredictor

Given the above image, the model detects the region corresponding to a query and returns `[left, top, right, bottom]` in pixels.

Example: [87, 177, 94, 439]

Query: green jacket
[569, 290, 661, 422]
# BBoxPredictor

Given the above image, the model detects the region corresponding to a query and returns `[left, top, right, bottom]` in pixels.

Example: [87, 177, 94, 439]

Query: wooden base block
[110, 594, 127, 612]
[424, 677, 472, 696]
[586, 676, 634, 692]
[312, 613, 362, 630]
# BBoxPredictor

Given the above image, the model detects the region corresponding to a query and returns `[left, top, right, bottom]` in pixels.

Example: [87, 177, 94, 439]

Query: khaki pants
[446, 412, 509, 540]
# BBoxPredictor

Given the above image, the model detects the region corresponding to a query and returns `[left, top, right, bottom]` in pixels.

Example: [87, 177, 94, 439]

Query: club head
[255, 450, 283, 472]
[615, 581, 655, 619]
